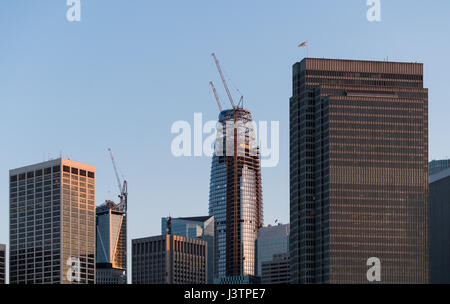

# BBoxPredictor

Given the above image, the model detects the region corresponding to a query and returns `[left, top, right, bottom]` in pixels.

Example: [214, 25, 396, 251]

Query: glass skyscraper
[9, 158, 96, 284]
[209, 108, 263, 279]
[96, 200, 127, 284]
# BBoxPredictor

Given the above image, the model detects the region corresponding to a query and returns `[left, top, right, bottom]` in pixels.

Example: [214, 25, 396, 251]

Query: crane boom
[209, 81, 223, 112]
[108, 148, 122, 194]
[211, 53, 236, 109]
[108, 148, 127, 212]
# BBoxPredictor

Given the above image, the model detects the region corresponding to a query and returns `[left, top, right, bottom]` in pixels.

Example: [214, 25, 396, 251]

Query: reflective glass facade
[209, 108, 263, 279]
[96, 201, 127, 284]
[256, 223, 289, 276]
[9, 159, 96, 284]
[290, 58, 429, 283]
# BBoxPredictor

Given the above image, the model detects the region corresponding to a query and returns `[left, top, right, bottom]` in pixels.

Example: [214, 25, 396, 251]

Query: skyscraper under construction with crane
[208, 54, 263, 280]
[96, 150, 128, 284]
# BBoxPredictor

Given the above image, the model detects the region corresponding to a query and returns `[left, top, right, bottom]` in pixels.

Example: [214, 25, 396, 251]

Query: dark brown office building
[289, 58, 428, 283]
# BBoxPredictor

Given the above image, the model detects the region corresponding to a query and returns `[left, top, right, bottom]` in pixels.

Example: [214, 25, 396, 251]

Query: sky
[0, 0, 449, 281]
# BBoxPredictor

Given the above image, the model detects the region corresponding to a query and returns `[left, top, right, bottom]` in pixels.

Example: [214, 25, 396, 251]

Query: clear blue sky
[1, 0, 449, 277]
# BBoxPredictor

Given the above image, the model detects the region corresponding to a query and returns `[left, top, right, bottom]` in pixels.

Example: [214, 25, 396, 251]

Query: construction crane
[211, 53, 236, 109]
[108, 148, 128, 212]
[209, 81, 223, 112]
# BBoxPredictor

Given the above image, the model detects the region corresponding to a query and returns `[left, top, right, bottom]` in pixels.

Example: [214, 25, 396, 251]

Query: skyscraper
[0, 244, 5, 284]
[132, 234, 207, 284]
[161, 216, 214, 283]
[9, 158, 96, 284]
[429, 164, 450, 283]
[255, 223, 289, 276]
[209, 108, 263, 279]
[96, 200, 127, 284]
[290, 58, 429, 283]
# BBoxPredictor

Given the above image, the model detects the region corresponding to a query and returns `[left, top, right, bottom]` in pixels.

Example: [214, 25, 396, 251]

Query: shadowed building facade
[209, 108, 263, 279]
[429, 165, 450, 283]
[9, 159, 96, 284]
[132, 234, 207, 284]
[0, 244, 5, 284]
[289, 58, 429, 283]
[255, 223, 289, 276]
[261, 253, 290, 284]
[429, 159, 450, 175]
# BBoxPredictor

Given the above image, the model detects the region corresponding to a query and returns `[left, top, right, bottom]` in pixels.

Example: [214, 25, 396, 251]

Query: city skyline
[1, 0, 450, 284]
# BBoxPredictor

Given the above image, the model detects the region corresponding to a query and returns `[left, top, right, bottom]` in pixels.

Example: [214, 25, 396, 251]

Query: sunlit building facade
[290, 58, 429, 283]
[9, 158, 96, 284]
[161, 216, 214, 283]
[209, 108, 263, 279]
[96, 200, 127, 284]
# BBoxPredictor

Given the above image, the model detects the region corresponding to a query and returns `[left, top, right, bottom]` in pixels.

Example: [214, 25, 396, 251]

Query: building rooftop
[430, 166, 450, 184]
[178, 216, 213, 222]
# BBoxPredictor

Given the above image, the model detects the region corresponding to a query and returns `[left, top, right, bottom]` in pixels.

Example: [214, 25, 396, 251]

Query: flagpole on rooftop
[298, 40, 309, 58]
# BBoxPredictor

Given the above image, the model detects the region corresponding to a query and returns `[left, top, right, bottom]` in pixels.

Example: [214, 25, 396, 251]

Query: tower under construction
[208, 54, 263, 279]
[96, 149, 128, 284]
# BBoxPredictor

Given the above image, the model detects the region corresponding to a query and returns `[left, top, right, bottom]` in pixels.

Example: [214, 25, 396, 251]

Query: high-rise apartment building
[290, 58, 429, 283]
[429, 164, 450, 283]
[255, 223, 289, 276]
[161, 216, 214, 283]
[209, 108, 263, 279]
[261, 253, 290, 284]
[132, 234, 207, 284]
[0, 244, 5, 284]
[96, 200, 127, 284]
[9, 158, 96, 284]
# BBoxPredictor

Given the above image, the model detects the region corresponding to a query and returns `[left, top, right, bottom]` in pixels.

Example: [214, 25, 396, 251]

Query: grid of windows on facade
[9, 159, 96, 284]
[132, 235, 207, 284]
[132, 237, 166, 284]
[261, 253, 290, 284]
[290, 58, 428, 284]
[0, 244, 5, 284]
[61, 163, 96, 284]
